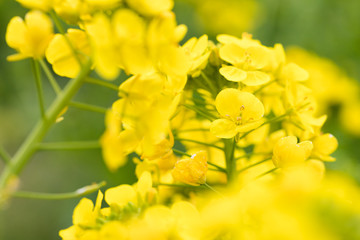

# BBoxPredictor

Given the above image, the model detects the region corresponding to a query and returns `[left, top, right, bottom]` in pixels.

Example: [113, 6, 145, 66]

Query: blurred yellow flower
[126, 0, 173, 16]
[172, 150, 208, 186]
[311, 133, 338, 162]
[46, 29, 91, 78]
[6, 10, 54, 61]
[16, 0, 52, 11]
[272, 136, 313, 168]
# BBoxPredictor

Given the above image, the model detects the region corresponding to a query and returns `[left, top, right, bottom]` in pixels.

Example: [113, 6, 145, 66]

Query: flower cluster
[5, 0, 359, 239]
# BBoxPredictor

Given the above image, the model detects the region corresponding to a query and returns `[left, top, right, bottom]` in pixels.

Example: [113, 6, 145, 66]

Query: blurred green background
[0, 0, 359, 239]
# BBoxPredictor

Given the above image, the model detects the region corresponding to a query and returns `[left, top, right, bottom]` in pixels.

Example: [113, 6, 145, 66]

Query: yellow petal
[219, 43, 245, 65]
[313, 133, 338, 155]
[136, 171, 153, 199]
[242, 71, 270, 86]
[281, 62, 309, 82]
[73, 198, 94, 225]
[272, 136, 311, 168]
[219, 66, 247, 82]
[215, 88, 244, 118]
[105, 185, 137, 207]
[210, 119, 237, 138]
[6, 16, 26, 50]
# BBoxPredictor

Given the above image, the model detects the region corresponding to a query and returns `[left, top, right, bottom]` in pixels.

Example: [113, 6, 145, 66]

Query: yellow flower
[182, 34, 211, 77]
[6, 10, 54, 61]
[46, 29, 91, 78]
[105, 171, 156, 208]
[100, 107, 140, 171]
[147, 12, 190, 77]
[311, 133, 338, 162]
[218, 33, 272, 86]
[272, 136, 313, 168]
[172, 150, 208, 186]
[112, 8, 153, 75]
[16, 0, 52, 11]
[126, 0, 173, 16]
[210, 88, 264, 138]
[85, 13, 121, 80]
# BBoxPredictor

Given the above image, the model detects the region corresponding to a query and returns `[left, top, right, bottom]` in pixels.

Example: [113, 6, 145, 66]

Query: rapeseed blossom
[6, 10, 54, 61]
[210, 88, 264, 138]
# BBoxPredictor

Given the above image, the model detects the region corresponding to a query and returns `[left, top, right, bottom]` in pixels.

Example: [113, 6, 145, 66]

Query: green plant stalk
[69, 101, 108, 114]
[0, 61, 91, 192]
[0, 146, 11, 164]
[38, 59, 61, 94]
[85, 77, 119, 91]
[12, 181, 106, 200]
[31, 59, 46, 119]
[224, 138, 236, 182]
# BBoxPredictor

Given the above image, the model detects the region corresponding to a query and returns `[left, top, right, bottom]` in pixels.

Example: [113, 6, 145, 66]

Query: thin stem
[182, 104, 216, 121]
[172, 149, 191, 157]
[37, 141, 100, 150]
[239, 112, 290, 140]
[0, 61, 92, 192]
[235, 152, 272, 160]
[31, 59, 46, 119]
[256, 167, 278, 179]
[0, 146, 11, 164]
[12, 181, 106, 200]
[200, 72, 218, 96]
[176, 128, 209, 133]
[203, 182, 224, 197]
[237, 158, 272, 173]
[155, 183, 205, 189]
[69, 101, 107, 114]
[224, 138, 236, 182]
[253, 79, 276, 95]
[175, 138, 223, 150]
[208, 162, 227, 173]
[85, 77, 119, 91]
[38, 59, 61, 94]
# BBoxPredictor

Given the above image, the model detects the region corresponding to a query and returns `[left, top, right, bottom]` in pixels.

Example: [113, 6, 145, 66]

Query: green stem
[239, 112, 290, 140]
[0, 61, 91, 193]
[203, 182, 224, 197]
[69, 101, 108, 114]
[12, 181, 105, 200]
[208, 162, 227, 173]
[182, 104, 216, 121]
[200, 72, 218, 96]
[38, 59, 61, 94]
[85, 77, 119, 91]
[172, 149, 191, 157]
[0, 146, 11, 164]
[37, 141, 100, 150]
[155, 183, 205, 189]
[176, 128, 209, 133]
[234, 152, 272, 160]
[256, 167, 278, 179]
[237, 158, 271, 173]
[253, 79, 276, 95]
[175, 138, 223, 150]
[224, 138, 237, 182]
[31, 59, 46, 119]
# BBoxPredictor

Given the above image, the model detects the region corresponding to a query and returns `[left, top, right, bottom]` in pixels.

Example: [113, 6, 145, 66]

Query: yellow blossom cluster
[5, 0, 360, 239]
